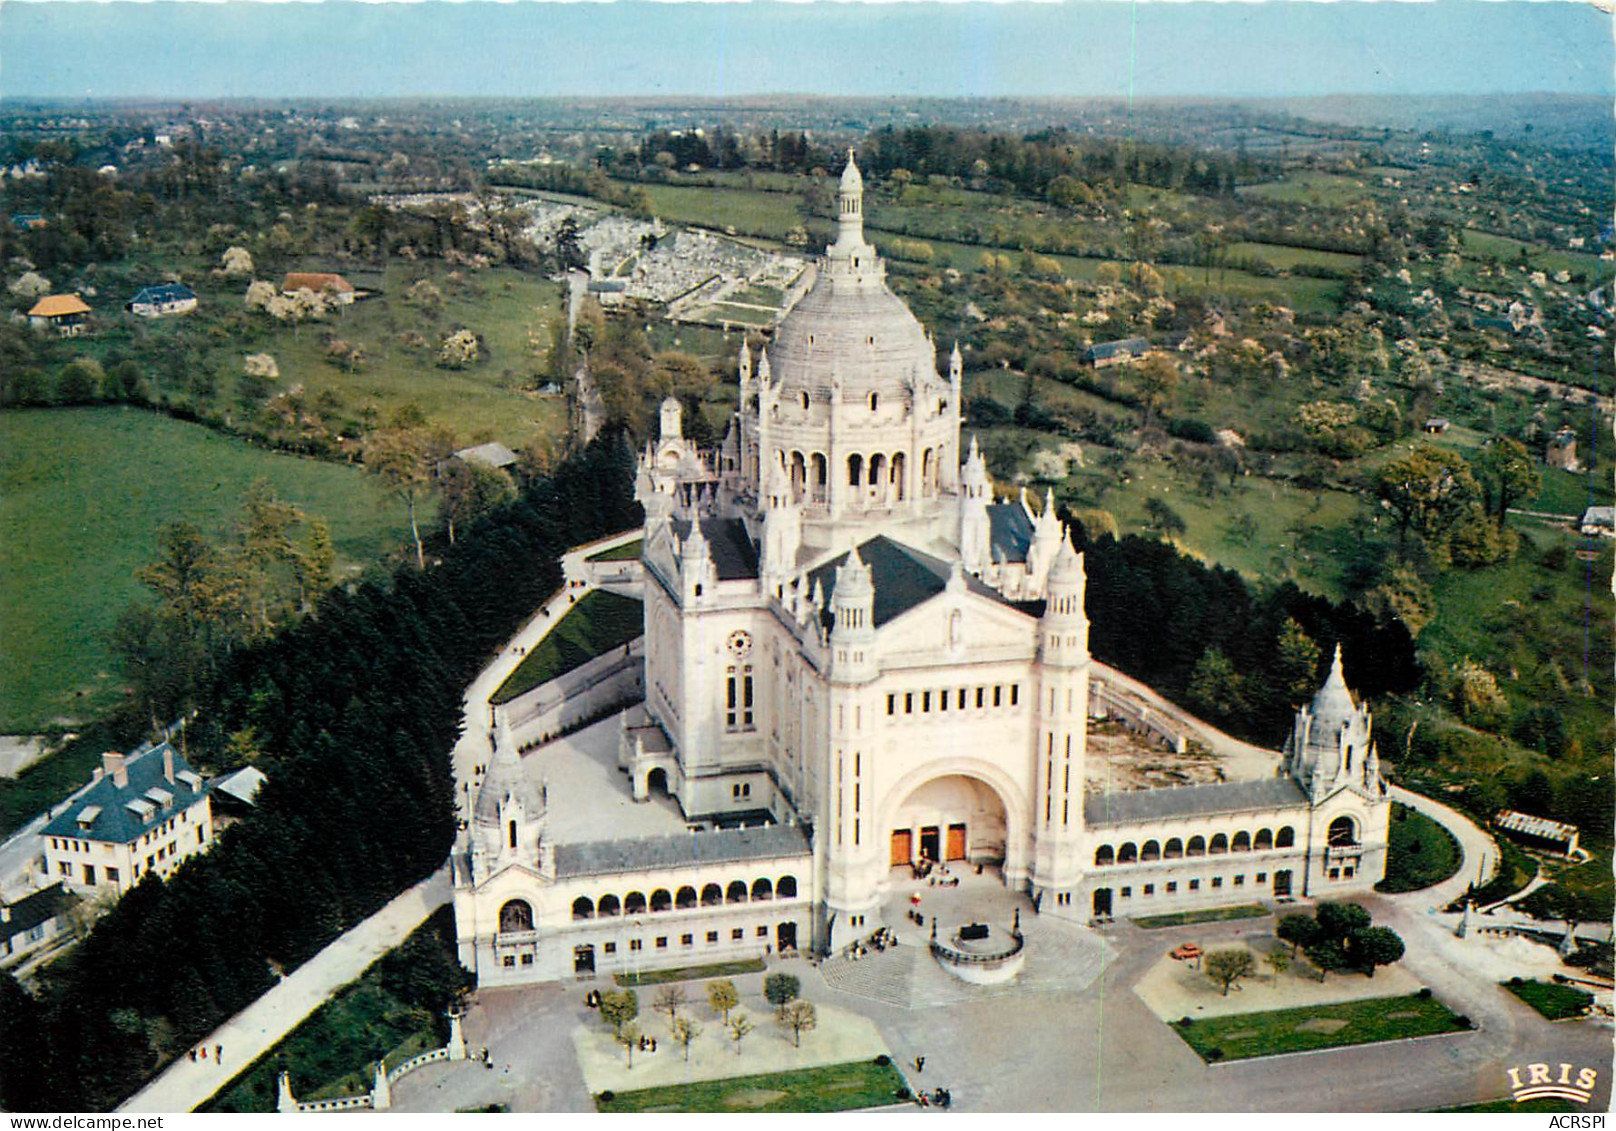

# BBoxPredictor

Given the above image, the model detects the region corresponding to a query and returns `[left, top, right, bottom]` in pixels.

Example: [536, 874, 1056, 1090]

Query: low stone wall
[1091, 679, 1187, 754]
[277, 1014, 467, 1113]
[503, 639, 646, 751]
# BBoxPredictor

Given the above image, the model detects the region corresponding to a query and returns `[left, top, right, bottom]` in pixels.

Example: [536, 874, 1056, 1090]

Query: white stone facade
[452, 153, 1390, 984]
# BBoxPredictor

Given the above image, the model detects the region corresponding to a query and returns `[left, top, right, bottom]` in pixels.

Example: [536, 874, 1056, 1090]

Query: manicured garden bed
[1172, 993, 1471, 1062]
[1502, 978, 1593, 1020]
[1133, 904, 1271, 929]
[596, 1060, 910, 1113]
[489, 590, 643, 705]
[587, 538, 643, 562]
[614, 958, 765, 987]
[1376, 803, 1463, 893]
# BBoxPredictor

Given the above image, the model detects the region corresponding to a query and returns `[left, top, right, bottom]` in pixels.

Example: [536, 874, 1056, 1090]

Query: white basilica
[451, 154, 1390, 985]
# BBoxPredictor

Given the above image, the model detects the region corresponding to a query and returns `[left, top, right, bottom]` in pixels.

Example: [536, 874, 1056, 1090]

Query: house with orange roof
[280, 272, 356, 304]
[27, 293, 91, 335]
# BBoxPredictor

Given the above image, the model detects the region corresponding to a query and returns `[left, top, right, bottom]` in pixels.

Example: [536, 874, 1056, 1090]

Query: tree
[243, 279, 276, 310]
[1264, 948, 1290, 979]
[1205, 949, 1255, 996]
[706, 979, 739, 1023]
[727, 1013, 754, 1057]
[1348, 926, 1404, 976]
[1273, 618, 1322, 704]
[615, 1020, 641, 1068]
[363, 426, 452, 570]
[599, 989, 639, 1039]
[652, 984, 686, 1028]
[1315, 902, 1371, 941]
[438, 328, 481, 369]
[1276, 913, 1321, 957]
[778, 999, 817, 1047]
[439, 460, 516, 545]
[1474, 437, 1541, 529]
[1363, 564, 1435, 637]
[671, 1015, 701, 1062]
[57, 358, 105, 404]
[1143, 497, 1187, 539]
[1374, 445, 1486, 558]
[219, 246, 254, 277]
[1187, 647, 1247, 718]
[763, 972, 800, 1018]
[1134, 354, 1179, 424]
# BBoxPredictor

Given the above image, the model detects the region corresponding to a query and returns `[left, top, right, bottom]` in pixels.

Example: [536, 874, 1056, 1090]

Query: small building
[125, 282, 198, 318]
[280, 272, 356, 304]
[41, 741, 214, 897]
[10, 212, 46, 231]
[0, 883, 80, 970]
[1579, 506, 1616, 538]
[1421, 417, 1450, 434]
[27, 294, 91, 336]
[587, 278, 629, 308]
[453, 442, 519, 473]
[1495, 810, 1580, 857]
[1082, 337, 1155, 368]
[207, 765, 267, 825]
[1546, 429, 1579, 472]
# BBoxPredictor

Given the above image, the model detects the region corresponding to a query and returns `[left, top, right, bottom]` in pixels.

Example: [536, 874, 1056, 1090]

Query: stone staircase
[820, 945, 918, 1008]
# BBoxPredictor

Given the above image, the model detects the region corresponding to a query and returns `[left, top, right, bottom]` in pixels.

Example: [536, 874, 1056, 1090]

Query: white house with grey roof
[451, 153, 1389, 985]
[42, 741, 214, 897]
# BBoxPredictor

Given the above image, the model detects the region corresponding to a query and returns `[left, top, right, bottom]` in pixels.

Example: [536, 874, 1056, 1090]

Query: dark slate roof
[1084, 337, 1152, 362]
[986, 502, 1034, 564]
[671, 517, 759, 581]
[128, 283, 196, 306]
[42, 740, 209, 845]
[1083, 777, 1308, 828]
[810, 536, 1013, 629]
[554, 823, 811, 878]
[1, 883, 78, 947]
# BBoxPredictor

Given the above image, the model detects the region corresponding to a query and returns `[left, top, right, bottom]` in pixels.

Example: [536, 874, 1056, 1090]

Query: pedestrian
[914, 1055, 925, 1073]
[215, 1044, 223, 1064]
[199, 1047, 207, 1061]
[188, 1049, 197, 1063]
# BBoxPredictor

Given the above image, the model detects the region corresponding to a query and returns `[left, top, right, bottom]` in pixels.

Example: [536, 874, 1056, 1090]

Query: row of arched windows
[565, 875, 800, 922]
[776, 448, 946, 507]
[1092, 826, 1296, 867]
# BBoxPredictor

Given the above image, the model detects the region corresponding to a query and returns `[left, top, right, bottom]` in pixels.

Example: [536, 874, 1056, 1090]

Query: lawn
[587, 538, 644, 562]
[613, 958, 765, 987]
[1172, 993, 1471, 1062]
[631, 182, 805, 242]
[488, 590, 644, 705]
[1376, 803, 1463, 893]
[203, 908, 468, 1113]
[0, 407, 411, 731]
[596, 1060, 910, 1113]
[1225, 242, 1363, 272]
[1133, 904, 1271, 929]
[1237, 172, 1378, 207]
[1502, 979, 1593, 1021]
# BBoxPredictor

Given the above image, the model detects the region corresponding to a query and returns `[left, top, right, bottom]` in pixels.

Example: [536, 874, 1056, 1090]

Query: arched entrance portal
[888, 774, 1008, 869]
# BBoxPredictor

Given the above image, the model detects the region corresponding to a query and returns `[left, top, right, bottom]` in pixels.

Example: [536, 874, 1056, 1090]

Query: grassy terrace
[1503, 979, 1594, 1021]
[586, 538, 644, 562]
[0, 407, 410, 730]
[1173, 993, 1471, 1062]
[596, 1060, 910, 1113]
[1133, 904, 1271, 930]
[613, 958, 765, 987]
[489, 590, 643, 705]
[1376, 803, 1463, 893]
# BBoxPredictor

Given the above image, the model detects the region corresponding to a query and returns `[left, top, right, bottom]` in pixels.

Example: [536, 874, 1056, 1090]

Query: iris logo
[1507, 1062, 1599, 1104]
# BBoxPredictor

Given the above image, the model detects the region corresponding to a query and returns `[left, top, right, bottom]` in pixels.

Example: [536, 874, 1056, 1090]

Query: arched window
[1186, 835, 1206, 857]
[1276, 826, 1296, 849]
[507, 820, 517, 849]
[1164, 838, 1184, 859]
[790, 451, 807, 499]
[598, 894, 621, 918]
[811, 453, 827, 502]
[751, 877, 774, 901]
[869, 453, 886, 490]
[726, 880, 749, 903]
[676, 886, 698, 910]
[499, 900, 534, 933]
[701, 883, 723, 907]
[650, 889, 672, 913]
[777, 875, 798, 899]
[1231, 831, 1251, 853]
[1118, 842, 1138, 864]
[1328, 816, 1358, 847]
[572, 896, 595, 921]
[1254, 828, 1274, 851]
[848, 454, 863, 487]
[892, 452, 906, 500]
[921, 449, 933, 496]
[1095, 845, 1115, 867]
[1141, 840, 1161, 862]
[799, 391, 810, 411]
[624, 891, 647, 915]
[869, 392, 879, 412]
[1209, 833, 1228, 855]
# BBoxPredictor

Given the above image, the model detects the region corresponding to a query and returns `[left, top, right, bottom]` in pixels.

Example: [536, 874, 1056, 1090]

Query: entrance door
[777, 921, 797, 953]
[1093, 888, 1113, 917]
[573, 945, 595, 975]
[890, 829, 913, 867]
[920, 826, 941, 862]
[1273, 870, 1293, 897]
[945, 824, 967, 862]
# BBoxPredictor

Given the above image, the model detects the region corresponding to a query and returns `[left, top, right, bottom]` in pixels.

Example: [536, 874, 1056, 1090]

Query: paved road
[1387, 784, 1499, 911]
[118, 866, 452, 1114]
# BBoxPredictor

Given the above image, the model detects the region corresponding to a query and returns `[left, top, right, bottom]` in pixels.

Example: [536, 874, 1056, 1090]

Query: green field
[1376, 803, 1463, 893]
[1225, 242, 1363, 271]
[613, 958, 765, 986]
[587, 538, 644, 562]
[489, 589, 644, 705]
[1173, 993, 1471, 1062]
[633, 182, 805, 241]
[0, 408, 411, 730]
[596, 1060, 910, 1113]
[1132, 904, 1271, 929]
[1502, 978, 1593, 1021]
[1458, 230, 1611, 282]
[1238, 172, 1378, 206]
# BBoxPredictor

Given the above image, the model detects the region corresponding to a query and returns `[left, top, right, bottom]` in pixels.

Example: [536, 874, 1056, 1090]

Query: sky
[0, 1, 1610, 101]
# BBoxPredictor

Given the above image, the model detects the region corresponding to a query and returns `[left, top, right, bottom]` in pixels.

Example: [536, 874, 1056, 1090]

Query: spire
[1310, 644, 1356, 728]
[832, 149, 866, 255]
[949, 341, 963, 385]
[757, 348, 772, 383]
[474, 708, 543, 828]
[1049, 530, 1084, 588]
